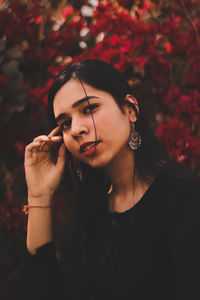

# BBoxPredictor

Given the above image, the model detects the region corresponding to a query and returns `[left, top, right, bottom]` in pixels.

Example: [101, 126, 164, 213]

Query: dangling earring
[128, 123, 141, 150]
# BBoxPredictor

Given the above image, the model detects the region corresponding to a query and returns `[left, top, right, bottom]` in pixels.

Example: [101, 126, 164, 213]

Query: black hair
[47, 58, 170, 238]
[48, 59, 169, 187]
[47, 59, 197, 297]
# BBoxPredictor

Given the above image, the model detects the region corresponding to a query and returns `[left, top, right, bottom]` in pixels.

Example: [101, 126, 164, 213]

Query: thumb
[56, 143, 66, 171]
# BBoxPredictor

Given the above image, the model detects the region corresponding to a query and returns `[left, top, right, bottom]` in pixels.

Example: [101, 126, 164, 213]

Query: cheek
[95, 111, 116, 131]
[110, 118, 130, 147]
[101, 112, 129, 137]
[63, 134, 73, 152]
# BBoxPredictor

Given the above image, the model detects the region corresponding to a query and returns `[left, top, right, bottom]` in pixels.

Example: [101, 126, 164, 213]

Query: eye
[59, 120, 71, 131]
[83, 104, 98, 114]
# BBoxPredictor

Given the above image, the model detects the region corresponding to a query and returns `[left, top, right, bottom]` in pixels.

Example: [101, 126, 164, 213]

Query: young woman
[24, 60, 200, 300]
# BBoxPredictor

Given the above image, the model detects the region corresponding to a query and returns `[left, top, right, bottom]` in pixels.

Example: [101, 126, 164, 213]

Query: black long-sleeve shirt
[24, 162, 200, 300]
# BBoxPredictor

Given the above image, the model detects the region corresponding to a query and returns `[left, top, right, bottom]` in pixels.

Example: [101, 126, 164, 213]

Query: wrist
[27, 195, 52, 205]
[23, 204, 52, 215]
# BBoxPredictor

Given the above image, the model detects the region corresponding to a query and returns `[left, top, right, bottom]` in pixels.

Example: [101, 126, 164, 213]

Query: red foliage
[0, 1, 42, 47]
[29, 79, 54, 108]
[164, 87, 200, 126]
[184, 47, 200, 86]
[1, 0, 200, 234]
[62, 5, 74, 18]
[156, 119, 200, 166]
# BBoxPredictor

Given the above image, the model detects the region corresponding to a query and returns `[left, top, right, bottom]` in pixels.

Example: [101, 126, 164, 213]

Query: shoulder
[158, 160, 200, 199]
[148, 160, 200, 221]
[157, 161, 200, 233]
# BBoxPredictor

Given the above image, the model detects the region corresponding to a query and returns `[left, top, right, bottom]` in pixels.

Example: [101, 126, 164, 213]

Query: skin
[25, 78, 150, 253]
[53, 79, 149, 212]
[53, 79, 135, 168]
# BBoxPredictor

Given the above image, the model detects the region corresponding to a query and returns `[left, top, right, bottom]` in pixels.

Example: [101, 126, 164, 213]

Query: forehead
[54, 79, 91, 104]
[53, 79, 116, 115]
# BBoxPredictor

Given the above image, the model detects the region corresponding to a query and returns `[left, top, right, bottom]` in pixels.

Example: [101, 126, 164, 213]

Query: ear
[122, 94, 139, 123]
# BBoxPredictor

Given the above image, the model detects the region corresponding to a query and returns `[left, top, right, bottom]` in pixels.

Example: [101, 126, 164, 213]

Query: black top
[24, 162, 200, 300]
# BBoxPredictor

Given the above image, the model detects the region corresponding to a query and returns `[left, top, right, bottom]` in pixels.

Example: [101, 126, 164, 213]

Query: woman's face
[53, 79, 136, 168]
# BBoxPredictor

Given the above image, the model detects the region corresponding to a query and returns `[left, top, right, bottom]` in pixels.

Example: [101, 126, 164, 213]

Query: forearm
[26, 197, 53, 255]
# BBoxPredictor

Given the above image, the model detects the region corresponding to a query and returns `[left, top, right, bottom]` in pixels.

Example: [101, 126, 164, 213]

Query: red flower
[156, 118, 200, 167]
[164, 87, 200, 127]
[165, 41, 172, 53]
[145, 55, 171, 93]
[62, 5, 74, 18]
[35, 16, 42, 24]
[134, 56, 147, 68]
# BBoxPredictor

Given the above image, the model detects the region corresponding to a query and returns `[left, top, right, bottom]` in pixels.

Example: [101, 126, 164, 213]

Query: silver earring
[128, 123, 141, 150]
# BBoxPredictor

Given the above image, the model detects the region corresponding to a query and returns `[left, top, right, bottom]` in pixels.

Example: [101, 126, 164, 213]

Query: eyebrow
[55, 96, 99, 123]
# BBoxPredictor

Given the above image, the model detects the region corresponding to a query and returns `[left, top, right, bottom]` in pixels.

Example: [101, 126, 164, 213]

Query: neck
[104, 147, 150, 213]
[105, 147, 136, 212]
[105, 147, 135, 195]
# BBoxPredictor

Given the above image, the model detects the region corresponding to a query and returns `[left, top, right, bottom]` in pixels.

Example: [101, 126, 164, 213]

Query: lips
[80, 141, 100, 153]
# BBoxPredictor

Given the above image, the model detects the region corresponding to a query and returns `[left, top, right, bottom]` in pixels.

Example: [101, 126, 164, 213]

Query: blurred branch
[38, 0, 68, 41]
[38, 0, 51, 41]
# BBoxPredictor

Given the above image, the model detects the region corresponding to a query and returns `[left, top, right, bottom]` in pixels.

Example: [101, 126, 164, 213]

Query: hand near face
[24, 127, 66, 202]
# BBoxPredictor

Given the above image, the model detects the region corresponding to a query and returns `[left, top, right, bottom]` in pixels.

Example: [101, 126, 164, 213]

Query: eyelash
[60, 104, 98, 131]
[60, 120, 71, 131]
[83, 104, 98, 114]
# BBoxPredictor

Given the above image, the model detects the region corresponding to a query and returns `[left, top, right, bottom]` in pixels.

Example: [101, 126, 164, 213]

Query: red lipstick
[80, 141, 100, 156]
[83, 145, 97, 156]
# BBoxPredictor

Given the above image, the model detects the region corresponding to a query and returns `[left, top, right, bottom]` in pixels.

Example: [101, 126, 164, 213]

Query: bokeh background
[0, 0, 200, 298]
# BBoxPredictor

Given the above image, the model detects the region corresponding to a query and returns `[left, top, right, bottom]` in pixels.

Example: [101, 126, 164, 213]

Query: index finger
[48, 126, 61, 138]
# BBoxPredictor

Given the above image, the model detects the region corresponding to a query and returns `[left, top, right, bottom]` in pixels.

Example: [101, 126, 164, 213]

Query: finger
[34, 136, 62, 143]
[33, 135, 51, 142]
[39, 141, 47, 151]
[32, 135, 62, 151]
[39, 136, 63, 151]
[26, 140, 52, 154]
[48, 126, 61, 138]
[25, 141, 42, 159]
[27, 141, 47, 151]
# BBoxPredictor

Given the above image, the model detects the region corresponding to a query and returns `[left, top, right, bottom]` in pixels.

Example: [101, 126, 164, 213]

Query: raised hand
[24, 127, 66, 202]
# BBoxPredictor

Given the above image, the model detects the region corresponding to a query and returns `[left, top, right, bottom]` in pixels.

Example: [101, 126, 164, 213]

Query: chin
[85, 155, 113, 169]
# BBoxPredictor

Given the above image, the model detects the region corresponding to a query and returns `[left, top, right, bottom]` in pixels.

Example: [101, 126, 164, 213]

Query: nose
[71, 119, 88, 138]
